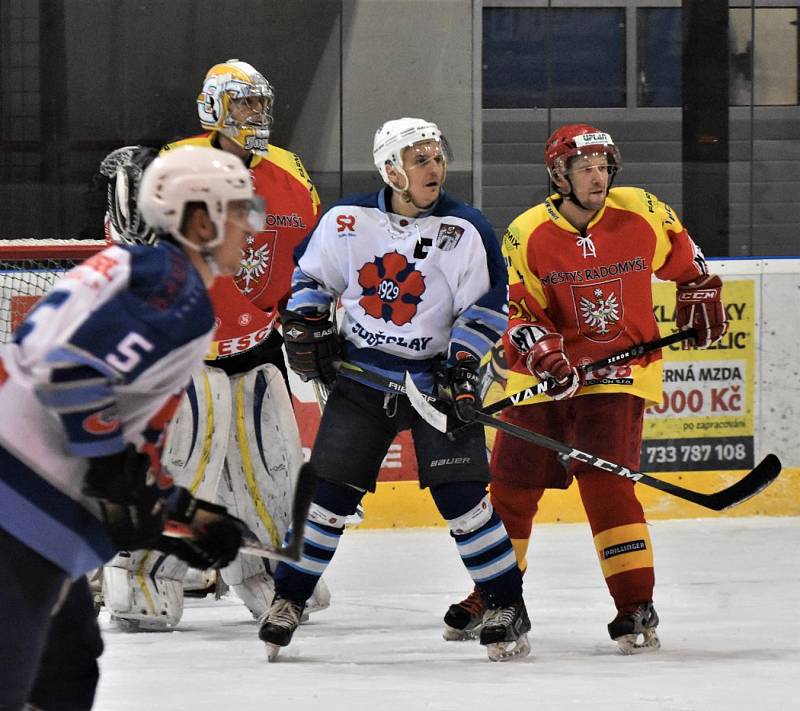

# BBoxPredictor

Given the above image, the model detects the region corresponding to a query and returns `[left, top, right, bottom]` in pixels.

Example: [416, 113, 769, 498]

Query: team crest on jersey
[235, 233, 275, 296]
[572, 280, 623, 342]
[357, 250, 425, 326]
[435, 223, 464, 251]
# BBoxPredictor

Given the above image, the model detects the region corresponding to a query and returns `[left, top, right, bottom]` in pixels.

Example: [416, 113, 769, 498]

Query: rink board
[357, 467, 799, 529]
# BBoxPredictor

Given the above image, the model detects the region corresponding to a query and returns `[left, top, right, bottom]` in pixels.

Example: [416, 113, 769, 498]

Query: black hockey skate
[479, 597, 531, 661]
[443, 586, 486, 641]
[608, 602, 660, 655]
[258, 596, 306, 662]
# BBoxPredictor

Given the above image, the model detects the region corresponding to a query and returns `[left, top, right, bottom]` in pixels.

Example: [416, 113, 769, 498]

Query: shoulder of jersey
[253, 143, 313, 185]
[161, 133, 212, 152]
[124, 244, 212, 330]
[434, 193, 492, 232]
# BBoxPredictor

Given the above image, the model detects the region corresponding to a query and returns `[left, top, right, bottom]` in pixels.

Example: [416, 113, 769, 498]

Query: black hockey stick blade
[162, 464, 316, 564]
[472, 411, 782, 512]
[282, 462, 318, 561]
[162, 522, 303, 564]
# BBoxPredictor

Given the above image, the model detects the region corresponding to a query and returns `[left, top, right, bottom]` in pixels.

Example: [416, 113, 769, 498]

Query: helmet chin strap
[390, 166, 445, 213]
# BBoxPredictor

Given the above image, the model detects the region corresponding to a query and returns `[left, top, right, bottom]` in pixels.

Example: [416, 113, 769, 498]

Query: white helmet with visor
[372, 117, 452, 191]
[138, 145, 264, 256]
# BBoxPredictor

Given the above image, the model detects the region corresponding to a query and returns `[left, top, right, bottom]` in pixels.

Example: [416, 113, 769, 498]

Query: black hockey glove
[157, 489, 245, 570]
[281, 308, 341, 385]
[82, 444, 166, 551]
[445, 357, 482, 423]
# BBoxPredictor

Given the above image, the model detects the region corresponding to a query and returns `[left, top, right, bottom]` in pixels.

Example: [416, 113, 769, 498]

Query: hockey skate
[608, 602, 660, 655]
[258, 596, 306, 662]
[443, 587, 485, 641]
[479, 597, 531, 662]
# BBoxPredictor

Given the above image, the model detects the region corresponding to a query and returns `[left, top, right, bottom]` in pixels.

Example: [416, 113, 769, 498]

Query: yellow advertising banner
[642, 279, 755, 471]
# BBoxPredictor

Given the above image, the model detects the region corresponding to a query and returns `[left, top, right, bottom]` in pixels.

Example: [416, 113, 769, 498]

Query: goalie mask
[138, 145, 264, 256]
[197, 59, 274, 156]
[99, 145, 159, 245]
[373, 117, 452, 193]
[544, 124, 621, 202]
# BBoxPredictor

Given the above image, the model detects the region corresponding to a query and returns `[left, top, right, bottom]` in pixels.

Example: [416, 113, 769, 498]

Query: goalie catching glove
[676, 274, 728, 349]
[525, 331, 582, 400]
[281, 309, 341, 385]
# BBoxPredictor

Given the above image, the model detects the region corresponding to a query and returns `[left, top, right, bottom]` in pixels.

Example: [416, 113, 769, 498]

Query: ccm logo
[678, 289, 716, 301]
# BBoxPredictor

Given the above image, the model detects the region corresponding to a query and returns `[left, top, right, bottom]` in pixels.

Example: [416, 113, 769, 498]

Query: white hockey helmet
[197, 59, 274, 155]
[138, 145, 264, 253]
[372, 117, 451, 188]
[99, 145, 159, 246]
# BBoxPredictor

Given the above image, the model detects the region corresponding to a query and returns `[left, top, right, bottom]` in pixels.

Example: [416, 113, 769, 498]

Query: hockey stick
[483, 329, 697, 415]
[163, 462, 317, 563]
[399, 370, 781, 512]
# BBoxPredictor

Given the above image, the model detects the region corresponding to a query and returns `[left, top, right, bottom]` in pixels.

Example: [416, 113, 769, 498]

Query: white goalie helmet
[138, 145, 264, 253]
[373, 117, 451, 188]
[197, 59, 274, 155]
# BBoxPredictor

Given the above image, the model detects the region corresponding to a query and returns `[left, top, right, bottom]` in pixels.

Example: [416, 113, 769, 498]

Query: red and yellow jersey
[162, 133, 321, 360]
[503, 186, 708, 407]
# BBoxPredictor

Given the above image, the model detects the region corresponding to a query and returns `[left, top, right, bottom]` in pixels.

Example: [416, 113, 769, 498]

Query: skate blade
[443, 624, 481, 641]
[614, 629, 661, 655]
[265, 643, 282, 662]
[486, 633, 531, 662]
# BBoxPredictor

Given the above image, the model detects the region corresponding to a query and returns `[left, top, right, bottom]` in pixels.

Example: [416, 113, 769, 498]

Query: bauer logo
[603, 539, 646, 559]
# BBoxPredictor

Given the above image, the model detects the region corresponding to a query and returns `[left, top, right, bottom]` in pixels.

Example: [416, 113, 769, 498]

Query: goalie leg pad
[162, 365, 232, 501]
[102, 551, 188, 630]
[222, 363, 304, 546]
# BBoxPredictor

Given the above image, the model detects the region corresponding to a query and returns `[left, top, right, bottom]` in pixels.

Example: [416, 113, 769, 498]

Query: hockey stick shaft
[483, 329, 696, 415]
[163, 463, 317, 563]
[394, 370, 781, 512]
[471, 412, 781, 511]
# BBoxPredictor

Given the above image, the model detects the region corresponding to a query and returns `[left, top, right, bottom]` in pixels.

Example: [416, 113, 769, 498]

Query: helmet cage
[198, 60, 275, 155]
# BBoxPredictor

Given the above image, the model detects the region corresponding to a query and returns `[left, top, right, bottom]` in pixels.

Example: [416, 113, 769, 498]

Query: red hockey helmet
[544, 124, 621, 180]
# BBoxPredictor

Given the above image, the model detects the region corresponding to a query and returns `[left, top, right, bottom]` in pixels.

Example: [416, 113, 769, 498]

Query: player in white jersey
[258, 117, 530, 663]
[0, 145, 261, 709]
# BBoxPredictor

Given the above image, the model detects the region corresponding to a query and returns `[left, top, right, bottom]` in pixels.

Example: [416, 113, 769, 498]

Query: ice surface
[94, 517, 800, 711]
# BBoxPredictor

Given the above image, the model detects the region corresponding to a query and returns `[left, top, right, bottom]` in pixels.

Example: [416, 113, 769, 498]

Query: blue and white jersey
[0, 242, 215, 578]
[289, 188, 507, 391]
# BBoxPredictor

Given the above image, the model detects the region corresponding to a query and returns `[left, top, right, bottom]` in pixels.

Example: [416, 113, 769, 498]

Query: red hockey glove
[281, 309, 341, 385]
[525, 332, 582, 400]
[676, 274, 728, 349]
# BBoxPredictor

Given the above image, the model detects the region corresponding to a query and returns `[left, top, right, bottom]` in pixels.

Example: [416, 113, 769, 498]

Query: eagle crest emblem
[572, 280, 623, 342]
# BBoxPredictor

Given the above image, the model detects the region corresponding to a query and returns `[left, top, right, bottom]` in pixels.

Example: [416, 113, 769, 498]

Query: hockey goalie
[96, 141, 330, 631]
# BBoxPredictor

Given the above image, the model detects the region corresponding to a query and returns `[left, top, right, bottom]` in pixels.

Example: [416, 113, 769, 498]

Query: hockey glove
[525, 332, 582, 400]
[82, 444, 166, 551]
[446, 357, 482, 423]
[158, 489, 245, 570]
[676, 274, 728, 349]
[281, 309, 341, 385]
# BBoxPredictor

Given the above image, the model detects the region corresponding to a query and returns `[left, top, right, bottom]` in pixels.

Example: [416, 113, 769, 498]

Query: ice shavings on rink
[94, 516, 799, 711]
